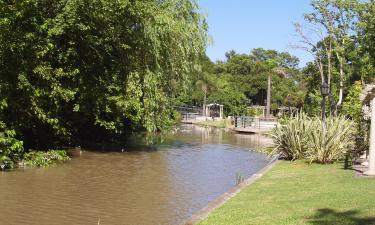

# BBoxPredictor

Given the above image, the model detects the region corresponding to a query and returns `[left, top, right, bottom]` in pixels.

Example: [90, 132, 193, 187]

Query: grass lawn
[195, 119, 230, 128]
[199, 161, 375, 225]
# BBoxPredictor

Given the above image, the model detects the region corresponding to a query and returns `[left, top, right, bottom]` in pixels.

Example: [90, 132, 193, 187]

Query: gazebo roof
[206, 103, 223, 107]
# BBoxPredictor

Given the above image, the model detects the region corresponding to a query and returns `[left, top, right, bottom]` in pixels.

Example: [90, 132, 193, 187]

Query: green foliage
[306, 116, 355, 164]
[186, 49, 304, 116]
[298, 0, 374, 117]
[271, 113, 355, 163]
[360, 1, 375, 81]
[271, 114, 309, 161]
[0, 0, 207, 149]
[0, 121, 24, 168]
[247, 107, 263, 117]
[298, 0, 372, 160]
[304, 89, 323, 116]
[24, 150, 70, 167]
[341, 81, 362, 121]
[341, 81, 369, 157]
[196, 119, 231, 128]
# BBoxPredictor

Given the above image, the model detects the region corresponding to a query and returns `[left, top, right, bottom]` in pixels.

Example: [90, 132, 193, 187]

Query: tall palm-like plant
[196, 78, 211, 116]
[264, 60, 290, 118]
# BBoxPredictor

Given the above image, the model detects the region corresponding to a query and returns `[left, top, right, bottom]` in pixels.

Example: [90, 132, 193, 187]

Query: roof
[206, 103, 223, 107]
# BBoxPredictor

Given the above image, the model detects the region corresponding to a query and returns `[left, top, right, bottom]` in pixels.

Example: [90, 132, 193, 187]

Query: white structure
[364, 98, 375, 175]
[205, 103, 224, 119]
[361, 84, 375, 175]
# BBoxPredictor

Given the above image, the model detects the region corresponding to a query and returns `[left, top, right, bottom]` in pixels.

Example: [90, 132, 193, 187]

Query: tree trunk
[266, 74, 271, 118]
[202, 89, 207, 116]
[327, 51, 332, 87]
[336, 53, 344, 114]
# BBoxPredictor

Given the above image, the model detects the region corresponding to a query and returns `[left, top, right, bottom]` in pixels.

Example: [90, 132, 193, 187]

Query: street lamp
[320, 82, 330, 122]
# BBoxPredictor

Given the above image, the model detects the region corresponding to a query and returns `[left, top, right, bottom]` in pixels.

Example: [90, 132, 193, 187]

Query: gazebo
[205, 103, 224, 119]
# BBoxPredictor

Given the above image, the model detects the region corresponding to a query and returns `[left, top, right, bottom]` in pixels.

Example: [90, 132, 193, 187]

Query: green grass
[199, 161, 375, 225]
[195, 119, 231, 128]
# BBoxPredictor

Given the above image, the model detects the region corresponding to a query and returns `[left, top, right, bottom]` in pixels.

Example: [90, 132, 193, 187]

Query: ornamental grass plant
[271, 113, 355, 164]
[270, 113, 309, 160]
[305, 116, 355, 163]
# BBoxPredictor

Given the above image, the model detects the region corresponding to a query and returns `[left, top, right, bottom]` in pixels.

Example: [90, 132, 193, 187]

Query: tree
[184, 49, 303, 117]
[250, 49, 300, 118]
[360, 0, 375, 83]
[294, 0, 359, 114]
[0, 0, 208, 149]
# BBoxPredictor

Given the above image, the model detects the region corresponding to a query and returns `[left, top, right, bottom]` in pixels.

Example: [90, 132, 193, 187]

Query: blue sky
[197, 0, 314, 67]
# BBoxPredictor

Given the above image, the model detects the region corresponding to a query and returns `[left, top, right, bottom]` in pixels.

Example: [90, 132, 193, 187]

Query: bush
[0, 121, 24, 168]
[270, 113, 309, 160]
[305, 116, 355, 163]
[271, 113, 355, 163]
[24, 150, 70, 167]
[342, 81, 369, 157]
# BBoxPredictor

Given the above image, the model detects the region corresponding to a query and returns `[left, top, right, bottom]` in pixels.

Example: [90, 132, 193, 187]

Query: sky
[197, 0, 314, 67]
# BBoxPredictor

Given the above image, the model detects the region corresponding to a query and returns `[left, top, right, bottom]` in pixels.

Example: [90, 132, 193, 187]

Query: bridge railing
[182, 113, 200, 121]
[233, 116, 278, 128]
[234, 116, 257, 128]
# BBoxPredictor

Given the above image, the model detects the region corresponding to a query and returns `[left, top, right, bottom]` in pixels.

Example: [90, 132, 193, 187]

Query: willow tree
[0, 0, 207, 149]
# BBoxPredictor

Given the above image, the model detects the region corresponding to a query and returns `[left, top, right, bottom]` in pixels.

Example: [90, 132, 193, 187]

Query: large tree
[360, 0, 375, 82]
[294, 0, 360, 115]
[185, 49, 303, 116]
[0, 0, 207, 149]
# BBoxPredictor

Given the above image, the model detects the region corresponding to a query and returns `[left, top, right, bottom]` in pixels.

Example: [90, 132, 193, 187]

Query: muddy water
[0, 125, 272, 225]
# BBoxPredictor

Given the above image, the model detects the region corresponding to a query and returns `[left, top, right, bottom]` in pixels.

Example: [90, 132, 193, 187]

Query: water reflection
[171, 124, 273, 149]
[0, 125, 271, 225]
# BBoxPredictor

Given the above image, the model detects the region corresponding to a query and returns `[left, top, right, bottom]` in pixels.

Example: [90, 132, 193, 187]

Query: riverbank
[198, 161, 375, 225]
[1, 149, 70, 170]
[194, 119, 232, 128]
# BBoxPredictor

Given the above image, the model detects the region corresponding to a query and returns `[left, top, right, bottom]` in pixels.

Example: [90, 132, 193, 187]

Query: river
[0, 124, 272, 225]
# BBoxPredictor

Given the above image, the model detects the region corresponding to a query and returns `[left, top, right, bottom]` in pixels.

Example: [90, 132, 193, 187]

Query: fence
[233, 116, 278, 128]
[182, 113, 199, 121]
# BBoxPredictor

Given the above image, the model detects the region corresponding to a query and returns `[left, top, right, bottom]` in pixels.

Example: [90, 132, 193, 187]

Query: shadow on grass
[308, 208, 375, 225]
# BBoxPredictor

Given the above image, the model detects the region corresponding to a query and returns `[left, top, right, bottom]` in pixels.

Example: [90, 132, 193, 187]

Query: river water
[0, 125, 272, 225]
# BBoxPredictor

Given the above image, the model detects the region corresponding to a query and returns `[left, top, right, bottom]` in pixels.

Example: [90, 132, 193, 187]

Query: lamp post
[320, 82, 330, 122]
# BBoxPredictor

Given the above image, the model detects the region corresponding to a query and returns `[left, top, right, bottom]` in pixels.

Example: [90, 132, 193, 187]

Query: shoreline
[182, 159, 280, 225]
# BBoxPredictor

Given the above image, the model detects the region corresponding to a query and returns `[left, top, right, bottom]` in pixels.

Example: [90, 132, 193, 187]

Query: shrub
[342, 81, 369, 157]
[0, 121, 24, 168]
[24, 150, 70, 167]
[270, 113, 355, 164]
[306, 116, 355, 164]
[270, 113, 309, 160]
